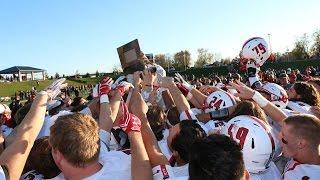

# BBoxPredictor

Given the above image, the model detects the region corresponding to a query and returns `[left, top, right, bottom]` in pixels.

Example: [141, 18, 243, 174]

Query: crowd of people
[0, 37, 319, 180]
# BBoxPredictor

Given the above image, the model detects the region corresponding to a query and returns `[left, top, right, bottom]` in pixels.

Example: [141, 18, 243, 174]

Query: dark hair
[189, 134, 245, 180]
[13, 103, 32, 125]
[146, 106, 166, 141]
[166, 106, 180, 126]
[27, 137, 61, 178]
[293, 82, 320, 107]
[308, 78, 320, 86]
[71, 104, 88, 113]
[70, 97, 85, 107]
[171, 120, 206, 163]
[308, 78, 320, 91]
[228, 100, 267, 123]
[48, 100, 65, 116]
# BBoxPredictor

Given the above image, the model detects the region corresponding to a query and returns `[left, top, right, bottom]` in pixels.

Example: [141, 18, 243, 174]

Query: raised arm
[160, 77, 190, 113]
[0, 79, 66, 180]
[131, 72, 169, 167]
[175, 73, 207, 108]
[229, 81, 287, 125]
[96, 77, 114, 133]
[115, 72, 151, 180]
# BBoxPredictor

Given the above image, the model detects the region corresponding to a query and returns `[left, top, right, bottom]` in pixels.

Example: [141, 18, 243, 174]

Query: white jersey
[287, 101, 312, 114]
[283, 159, 320, 180]
[45, 151, 132, 180]
[250, 162, 281, 180]
[172, 164, 189, 177]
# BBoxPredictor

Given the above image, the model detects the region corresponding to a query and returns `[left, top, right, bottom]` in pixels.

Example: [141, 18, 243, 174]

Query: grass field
[0, 77, 100, 97]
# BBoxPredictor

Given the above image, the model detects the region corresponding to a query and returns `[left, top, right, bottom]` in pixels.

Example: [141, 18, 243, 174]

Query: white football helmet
[240, 37, 271, 70]
[257, 83, 289, 109]
[205, 91, 237, 113]
[222, 115, 275, 174]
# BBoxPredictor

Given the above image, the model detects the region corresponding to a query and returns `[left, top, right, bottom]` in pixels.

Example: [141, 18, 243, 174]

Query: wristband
[100, 94, 110, 104]
[252, 91, 269, 108]
[209, 108, 229, 120]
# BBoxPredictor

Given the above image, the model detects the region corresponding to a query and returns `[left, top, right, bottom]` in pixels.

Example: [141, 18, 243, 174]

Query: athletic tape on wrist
[252, 91, 269, 108]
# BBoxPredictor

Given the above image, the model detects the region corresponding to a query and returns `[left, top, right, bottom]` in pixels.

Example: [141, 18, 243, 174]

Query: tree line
[153, 29, 320, 71]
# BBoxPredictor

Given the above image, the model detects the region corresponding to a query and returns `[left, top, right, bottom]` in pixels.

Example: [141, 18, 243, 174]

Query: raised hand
[45, 78, 67, 100]
[133, 71, 142, 87]
[99, 77, 114, 96]
[92, 76, 114, 103]
[111, 76, 126, 89]
[141, 69, 156, 86]
[159, 77, 175, 88]
[228, 81, 255, 100]
[114, 81, 134, 96]
[175, 73, 193, 91]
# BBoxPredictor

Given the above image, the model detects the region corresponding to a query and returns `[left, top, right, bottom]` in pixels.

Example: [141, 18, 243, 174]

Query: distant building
[0, 66, 46, 82]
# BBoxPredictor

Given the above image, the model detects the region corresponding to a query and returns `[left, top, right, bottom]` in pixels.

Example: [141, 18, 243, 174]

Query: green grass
[0, 77, 100, 97]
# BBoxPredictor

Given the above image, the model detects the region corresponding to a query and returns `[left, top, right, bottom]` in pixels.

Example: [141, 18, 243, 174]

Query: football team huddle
[0, 37, 319, 180]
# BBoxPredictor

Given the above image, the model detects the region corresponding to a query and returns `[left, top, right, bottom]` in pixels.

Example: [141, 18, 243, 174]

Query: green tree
[55, 72, 60, 79]
[173, 50, 191, 70]
[84, 72, 90, 78]
[310, 29, 320, 58]
[290, 33, 309, 60]
[154, 54, 167, 68]
[96, 70, 100, 77]
[195, 48, 214, 68]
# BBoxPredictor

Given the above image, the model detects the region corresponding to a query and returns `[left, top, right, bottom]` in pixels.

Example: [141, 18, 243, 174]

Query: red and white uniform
[283, 159, 320, 180]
